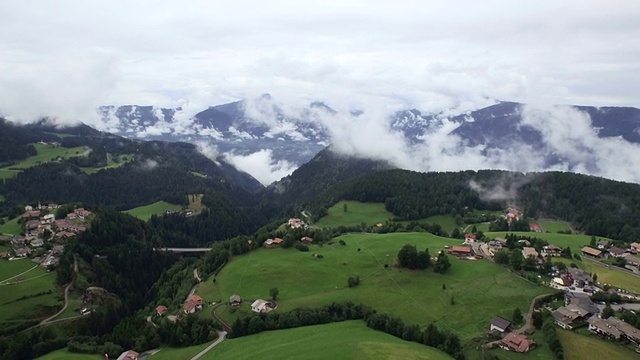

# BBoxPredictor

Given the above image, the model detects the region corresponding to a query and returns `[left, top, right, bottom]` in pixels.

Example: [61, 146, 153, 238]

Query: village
[0, 203, 91, 269]
[445, 210, 640, 355]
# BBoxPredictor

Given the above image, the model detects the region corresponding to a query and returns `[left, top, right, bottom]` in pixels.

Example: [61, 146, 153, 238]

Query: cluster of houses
[263, 236, 314, 248]
[0, 204, 91, 268]
[287, 218, 308, 229]
[581, 241, 640, 267]
[489, 316, 536, 353]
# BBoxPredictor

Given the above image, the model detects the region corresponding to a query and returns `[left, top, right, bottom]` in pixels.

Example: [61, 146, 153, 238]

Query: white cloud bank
[223, 150, 297, 185]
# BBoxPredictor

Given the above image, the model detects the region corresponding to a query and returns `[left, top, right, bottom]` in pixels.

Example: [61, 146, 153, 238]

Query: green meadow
[484, 231, 609, 250]
[315, 201, 394, 228]
[0, 216, 22, 235]
[35, 349, 103, 360]
[0, 259, 61, 325]
[0, 143, 85, 179]
[124, 201, 183, 221]
[197, 232, 551, 340]
[207, 321, 452, 360]
[538, 220, 572, 233]
[149, 341, 213, 360]
[558, 329, 639, 360]
[81, 153, 134, 174]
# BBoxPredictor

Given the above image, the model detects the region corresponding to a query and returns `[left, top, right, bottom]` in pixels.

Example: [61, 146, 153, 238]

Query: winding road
[190, 331, 227, 360]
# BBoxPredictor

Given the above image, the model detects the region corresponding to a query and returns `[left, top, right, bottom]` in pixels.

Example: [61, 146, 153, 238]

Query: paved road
[514, 293, 553, 334]
[190, 331, 227, 360]
[155, 247, 212, 253]
[39, 282, 72, 324]
[194, 268, 202, 282]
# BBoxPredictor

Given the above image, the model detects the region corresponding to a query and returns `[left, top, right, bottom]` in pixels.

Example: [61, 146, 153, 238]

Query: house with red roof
[155, 305, 168, 316]
[500, 333, 535, 353]
[116, 350, 139, 360]
[450, 246, 472, 256]
[529, 223, 542, 232]
[464, 233, 477, 243]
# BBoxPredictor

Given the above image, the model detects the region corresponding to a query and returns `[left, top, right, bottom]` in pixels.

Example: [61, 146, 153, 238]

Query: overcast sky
[1, 0, 640, 124]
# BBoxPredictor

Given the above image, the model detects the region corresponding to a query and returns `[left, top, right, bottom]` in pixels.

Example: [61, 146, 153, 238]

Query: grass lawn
[124, 201, 183, 221]
[54, 289, 84, 320]
[0, 216, 22, 235]
[207, 321, 452, 360]
[557, 329, 639, 360]
[538, 220, 572, 233]
[0, 143, 85, 179]
[0, 259, 61, 323]
[149, 341, 214, 360]
[484, 232, 612, 250]
[188, 193, 205, 213]
[315, 201, 394, 228]
[35, 349, 103, 360]
[191, 171, 207, 178]
[197, 232, 551, 340]
[81, 153, 134, 174]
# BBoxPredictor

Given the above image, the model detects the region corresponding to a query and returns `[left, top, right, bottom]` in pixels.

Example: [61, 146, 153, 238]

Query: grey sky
[1, 0, 640, 124]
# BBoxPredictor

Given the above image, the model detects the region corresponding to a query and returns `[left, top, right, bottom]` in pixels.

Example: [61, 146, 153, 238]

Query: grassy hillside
[484, 231, 610, 249]
[315, 201, 393, 228]
[0, 143, 85, 179]
[149, 341, 213, 360]
[81, 153, 134, 174]
[197, 232, 551, 340]
[538, 220, 572, 233]
[35, 349, 103, 360]
[0, 216, 22, 235]
[208, 321, 452, 360]
[558, 329, 639, 360]
[124, 201, 183, 221]
[0, 259, 61, 326]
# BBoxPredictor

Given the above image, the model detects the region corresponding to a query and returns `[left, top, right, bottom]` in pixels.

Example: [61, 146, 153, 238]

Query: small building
[464, 233, 477, 243]
[449, 246, 472, 256]
[251, 299, 270, 313]
[288, 218, 303, 228]
[488, 240, 503, 251]
[272, 238, 284, 245]
[230, 294, 241, 306]
[541, 245, 562, 257]
[597, 240, 609, 250]
[116, 350, 139, 360]
[581, 246, 602, 258]
[522, 247, 539, 258]
[552, 305, 589, 330]
[565, 292, 599, 315]
[183, 295, 204, 314]
[529, 223, 542, 232]
[156, 305, 168, 316]
[29, 238, 44, 248]
[608, 246, 626, 258]
[630, 242, 640, 253]
[300, 236, 313, 244]
[490, 316, 512, 333]
[500, 332, 535, 353]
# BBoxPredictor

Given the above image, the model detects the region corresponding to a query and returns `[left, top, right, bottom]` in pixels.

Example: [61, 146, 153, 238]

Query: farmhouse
[500, 332, 535, 353]
[541, 245, 562, 257]
[488, 240, 503, 251]
[116, 350, 139, 360]
[230, 294, 241, 306]
[522, 247, 538, 258]
[183, 295, 204, 314]
[264, 238, 284, 247]
[588, 316, 640, 344]
[552, 305, 590, 330]
[273, 238, 284, 245]
[581, 246, 602, 258]
[300, 236, 313, 244]
[567, 268, 590, 286]
[490, 316, 512, 333]
[29, 238, 44, 248]
[607, 246, 626, 258]
[464, 233, 477, 243]
[156, 305, 168, 316]
[630, 242, 640, 253]
[449, 246, 472, 256]
[597, 240, 609, 250]
[529, 223, 542, 232]
[251, 299, 271, 313]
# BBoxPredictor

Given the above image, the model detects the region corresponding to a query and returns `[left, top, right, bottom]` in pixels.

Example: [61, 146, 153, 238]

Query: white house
[251, 299, 269, 313]
[490, 316, 512, 333]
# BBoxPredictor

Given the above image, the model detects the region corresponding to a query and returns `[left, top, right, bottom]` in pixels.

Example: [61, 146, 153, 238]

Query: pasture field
[0, 259, 61, 323]
[124, 201, 183, 221]
[148, 341, 214, 360]
[81, 153, 134, 174]
[538, 220, 572, 233]
[315, 201, 394, 228]
[0, 216, 22, 235]
[207, 321, 452, 360]
[557, 329, 639, 360]
[188, 193, 205, 213]
[0, 143, 85, 179]
[197, 232, 551, 340]
[484, 231, 610, 250]
[36, 349, 103, 360]
[191, 171, 207, 178]
[402, 214, 460, 233]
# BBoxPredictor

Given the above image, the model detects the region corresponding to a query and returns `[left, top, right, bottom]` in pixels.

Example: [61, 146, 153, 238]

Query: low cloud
[139, 159, 158, 171]
[223, 149, 297, 186]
